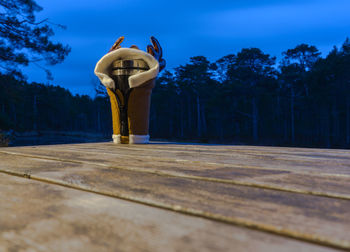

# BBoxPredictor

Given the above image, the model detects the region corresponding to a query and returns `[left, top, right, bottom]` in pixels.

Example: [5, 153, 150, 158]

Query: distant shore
[7, 131, 110, 147]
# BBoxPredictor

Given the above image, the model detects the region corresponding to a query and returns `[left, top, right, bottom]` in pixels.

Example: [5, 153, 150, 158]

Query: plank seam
[104, 154, 350, 178]
[0, 168, 348, 251]
[0, 150, 350, 201]
[13, 148, 350, 178]
[58, 146, 350, 164]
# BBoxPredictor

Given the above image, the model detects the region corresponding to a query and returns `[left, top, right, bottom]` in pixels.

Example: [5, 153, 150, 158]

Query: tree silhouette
[1, 36, 350, 149]
[0, 0, 71, 79]
[227, 48, 276, 142]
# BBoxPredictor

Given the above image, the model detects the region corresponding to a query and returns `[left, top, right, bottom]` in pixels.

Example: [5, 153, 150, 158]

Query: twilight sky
[24, 0, 350, 96]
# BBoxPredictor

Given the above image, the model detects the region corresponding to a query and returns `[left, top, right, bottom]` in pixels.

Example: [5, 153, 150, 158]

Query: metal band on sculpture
[94, 36, 165, 144]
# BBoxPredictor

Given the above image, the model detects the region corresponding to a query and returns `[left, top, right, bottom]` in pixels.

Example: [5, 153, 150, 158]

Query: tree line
[150, 38, 350, 148]
[0, 74, 111, 136]
[1, 1, 349, 148]
[1, 38, 349, 148]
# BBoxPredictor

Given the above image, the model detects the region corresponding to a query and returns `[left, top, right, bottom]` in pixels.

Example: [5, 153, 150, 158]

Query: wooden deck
[0, 142, 349, 251]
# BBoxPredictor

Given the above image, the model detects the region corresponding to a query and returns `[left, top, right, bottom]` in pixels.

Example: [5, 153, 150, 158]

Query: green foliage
[0, 0, 71, 79]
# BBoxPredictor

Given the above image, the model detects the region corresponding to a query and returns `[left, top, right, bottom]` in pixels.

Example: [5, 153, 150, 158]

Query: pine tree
[0, 0, 70, 79]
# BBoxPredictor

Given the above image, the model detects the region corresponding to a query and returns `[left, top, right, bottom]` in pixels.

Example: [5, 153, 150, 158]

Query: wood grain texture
[2, 143, 350, 200]
[10, 142, 350, 176]
[3, 174, 333, 252]
[0, 148, 349, 250]
[0, 142, 349, 250]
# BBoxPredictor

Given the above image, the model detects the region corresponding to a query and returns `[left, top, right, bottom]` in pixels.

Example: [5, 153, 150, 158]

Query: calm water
[8, 134, 110, 147]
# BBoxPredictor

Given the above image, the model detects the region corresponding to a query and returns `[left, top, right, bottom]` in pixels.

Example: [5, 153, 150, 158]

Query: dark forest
[1, 39, 350, 148]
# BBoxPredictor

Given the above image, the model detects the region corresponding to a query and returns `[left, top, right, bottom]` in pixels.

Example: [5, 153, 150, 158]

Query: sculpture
[94, 36, 165, 143]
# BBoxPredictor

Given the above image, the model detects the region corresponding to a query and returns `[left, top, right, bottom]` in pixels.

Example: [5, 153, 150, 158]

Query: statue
[94, 36, 165, 144]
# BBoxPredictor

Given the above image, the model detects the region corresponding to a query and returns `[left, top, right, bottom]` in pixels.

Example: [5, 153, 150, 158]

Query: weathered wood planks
[1, 143, 350, 200]
[3, 174, 333, 252]
[0, 142, 349, 251]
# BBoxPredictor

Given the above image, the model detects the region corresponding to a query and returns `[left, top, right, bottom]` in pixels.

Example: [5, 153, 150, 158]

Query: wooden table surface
[0, 142, 349, 251]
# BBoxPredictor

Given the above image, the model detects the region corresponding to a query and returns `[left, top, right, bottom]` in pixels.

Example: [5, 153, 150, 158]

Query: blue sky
[24, 0, 350, 96]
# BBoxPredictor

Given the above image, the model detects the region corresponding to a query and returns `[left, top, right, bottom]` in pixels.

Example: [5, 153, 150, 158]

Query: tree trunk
[187, 94, 191, 137]
[346, 97, 350, 145]
[322, 106, 331, 148]
[218, 118, 223, 141]
[252, 97, 258, 142]
[284, 117, 288, 143]
[290, 86, 295, 144]
[180, 100, 184, 138]
[33, 95, 37, 131]
[97, 108, 101, 132]
[201, 103, 207, 137]
[332, 98, 339, 145]
[11, 103, 16, 127]
[154, 110, 158, 136]
[169, 117, 173, 137]
[196, 95, 201, 138]
[276, 95, 281, 140]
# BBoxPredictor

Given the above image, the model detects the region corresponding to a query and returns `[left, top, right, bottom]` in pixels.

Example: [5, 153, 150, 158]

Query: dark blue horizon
[24, 0, 350, 96]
